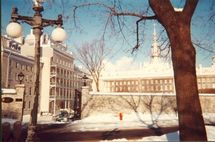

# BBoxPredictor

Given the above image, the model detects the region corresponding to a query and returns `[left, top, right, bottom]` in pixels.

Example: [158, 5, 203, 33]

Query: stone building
[100, 25, 215, 94]
[21, 30, 75, 115]
[2, 85, 25, 121]
[2, 30, 88, 116]
[1, 36, 36, 115]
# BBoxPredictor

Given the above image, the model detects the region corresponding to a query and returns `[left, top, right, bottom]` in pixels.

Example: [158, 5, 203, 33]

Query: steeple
[151, 23, 160, 60]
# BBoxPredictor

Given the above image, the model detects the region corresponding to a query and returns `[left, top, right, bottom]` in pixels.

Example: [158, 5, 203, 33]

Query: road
[35, 123, 178, 141]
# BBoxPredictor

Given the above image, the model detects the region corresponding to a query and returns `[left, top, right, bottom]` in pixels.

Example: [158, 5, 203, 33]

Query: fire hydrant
[119, 112, 123, 121]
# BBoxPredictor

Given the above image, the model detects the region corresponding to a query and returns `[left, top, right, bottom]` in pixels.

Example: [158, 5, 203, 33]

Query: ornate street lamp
[82, 74, 89, 86]
[6, 1, 66, 141]
[18, 72, 25, 84]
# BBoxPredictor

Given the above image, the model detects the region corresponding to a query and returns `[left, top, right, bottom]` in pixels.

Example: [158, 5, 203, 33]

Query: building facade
[1, 36, 37, 115]
[2, 30, 89, 116]
[22, 30, 76, 115]
[100, 26, 215, 93]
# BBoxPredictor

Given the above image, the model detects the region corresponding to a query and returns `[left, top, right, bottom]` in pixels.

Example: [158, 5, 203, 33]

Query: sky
[1, 0, 215, 68]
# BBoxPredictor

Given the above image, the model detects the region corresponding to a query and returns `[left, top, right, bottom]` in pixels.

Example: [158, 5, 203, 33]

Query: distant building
[100, 25, 215, 93]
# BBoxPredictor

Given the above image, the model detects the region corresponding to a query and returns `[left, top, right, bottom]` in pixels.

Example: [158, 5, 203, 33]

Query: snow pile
[80, 113, 178, 123]
[68, 113, 178, 132]
[101, 126, 215, 141]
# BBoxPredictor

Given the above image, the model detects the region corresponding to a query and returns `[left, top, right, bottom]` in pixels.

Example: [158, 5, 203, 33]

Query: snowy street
[36, 113, 215, 141]
[2, 113, 215, 141]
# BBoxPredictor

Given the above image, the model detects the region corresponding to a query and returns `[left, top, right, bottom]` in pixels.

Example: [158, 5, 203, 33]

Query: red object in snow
[119, 112, 123, 121]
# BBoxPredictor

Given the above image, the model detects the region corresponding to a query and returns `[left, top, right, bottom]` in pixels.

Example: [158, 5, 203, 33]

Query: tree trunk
[165, 22, 207, 141]
[148, 0, 207, 140]
[96, 78, 100, 92]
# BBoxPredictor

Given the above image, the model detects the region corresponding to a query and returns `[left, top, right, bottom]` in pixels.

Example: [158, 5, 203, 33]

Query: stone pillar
[15, 84, 25, 121]
[81, 86, 90, 118]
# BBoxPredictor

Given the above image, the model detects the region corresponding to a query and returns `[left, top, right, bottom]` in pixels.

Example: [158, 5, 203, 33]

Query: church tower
[151, 23, 161, 63]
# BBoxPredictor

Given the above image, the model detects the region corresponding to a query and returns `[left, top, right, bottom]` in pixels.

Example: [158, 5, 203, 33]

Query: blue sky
[1, 0, 215, 67]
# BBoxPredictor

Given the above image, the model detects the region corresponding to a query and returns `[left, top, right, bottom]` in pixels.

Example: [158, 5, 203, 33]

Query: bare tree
[73, 0, 208, 140]
[121, 95, 176, 128]
[74, 39, 108, 92]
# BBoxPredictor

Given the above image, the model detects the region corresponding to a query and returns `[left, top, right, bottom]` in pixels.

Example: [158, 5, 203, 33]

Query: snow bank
[101, 126, 215, 141]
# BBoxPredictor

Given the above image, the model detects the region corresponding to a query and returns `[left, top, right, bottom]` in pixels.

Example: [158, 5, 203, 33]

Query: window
[169, 85, 173, 90]
[155, 86, 159, 91]
[25, 75, 28, 82]
[128, 87, 130, 91]
[15, 73, 18, 81]
[150, 80, 153, 84]
[15, 98, 22, 102]
[146, 80, 149, 84]
[9, 59, 12, 66]
[22, 65, 25, 70]
[16, 62, 20, 69]
[202, 78, 205, 82]
[165, 85, 168, 90]
[23, 101, 26, 109]
[28, 101, 31, 109]
[29, 87, 32, 95]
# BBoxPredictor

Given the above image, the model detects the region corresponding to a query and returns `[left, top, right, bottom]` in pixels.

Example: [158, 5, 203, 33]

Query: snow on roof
[89, 92, 215, 96]
[1, 88, 16, 94]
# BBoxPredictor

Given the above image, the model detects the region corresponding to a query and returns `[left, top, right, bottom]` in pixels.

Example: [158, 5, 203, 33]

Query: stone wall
[2, 84, 25, 121]
[81, 92, 215, 118]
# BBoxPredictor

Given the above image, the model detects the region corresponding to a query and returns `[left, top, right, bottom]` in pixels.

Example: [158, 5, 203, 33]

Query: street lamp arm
[42, 18, 62, 27]
[11, 7, 63, 28]
[17, 15, 34, 26]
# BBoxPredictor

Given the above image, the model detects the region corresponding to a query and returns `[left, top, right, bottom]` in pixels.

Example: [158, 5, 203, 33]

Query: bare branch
[193, 42, 215, 53]
[183, 0, 199, 19]
[74, 39, 109, 91]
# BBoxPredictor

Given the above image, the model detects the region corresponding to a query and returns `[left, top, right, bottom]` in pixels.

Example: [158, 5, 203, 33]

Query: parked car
[53, 110, 69, 122]
[53, 110, 74, 122]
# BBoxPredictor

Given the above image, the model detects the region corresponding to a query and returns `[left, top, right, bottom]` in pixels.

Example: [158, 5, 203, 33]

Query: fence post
[2, 122, 12, 142]
[13, 121, 22, 142]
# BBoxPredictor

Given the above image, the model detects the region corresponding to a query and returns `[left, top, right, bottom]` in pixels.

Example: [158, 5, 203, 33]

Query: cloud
[102, 56, 139, 72]
[174, 7, 183, 12]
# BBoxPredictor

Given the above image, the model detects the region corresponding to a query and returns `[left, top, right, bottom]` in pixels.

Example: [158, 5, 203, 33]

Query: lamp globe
[6, 22, 23, 38]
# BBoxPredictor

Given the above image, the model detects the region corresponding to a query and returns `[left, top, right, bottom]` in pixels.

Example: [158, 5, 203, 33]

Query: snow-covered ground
[2, 113, 215, 141]
[101, 126, 215, 142]
[69, 113, 178, 131]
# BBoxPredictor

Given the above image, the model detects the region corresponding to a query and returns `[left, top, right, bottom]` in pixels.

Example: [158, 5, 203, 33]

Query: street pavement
[35, 123, 178, 141]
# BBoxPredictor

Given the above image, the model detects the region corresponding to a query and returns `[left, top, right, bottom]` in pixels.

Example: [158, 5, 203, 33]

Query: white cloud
[102, 56, 139, 72]
[174, 7, 183, 12]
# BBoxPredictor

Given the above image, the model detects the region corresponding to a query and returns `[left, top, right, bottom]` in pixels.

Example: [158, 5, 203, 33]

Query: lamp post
[82, 74, 89, 86]
[18, 72, 25, 84]
[6, 1, 66, 141]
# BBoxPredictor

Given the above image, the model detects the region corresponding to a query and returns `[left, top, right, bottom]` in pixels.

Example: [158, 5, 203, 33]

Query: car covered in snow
[53, 110, 74, 122]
